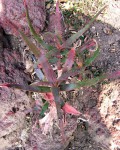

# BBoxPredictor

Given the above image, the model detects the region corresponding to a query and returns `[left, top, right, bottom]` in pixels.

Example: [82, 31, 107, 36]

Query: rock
[99, 81, 120, 149]
[0, 0, 46, 35]
[0, 27, 31, 149]
[103, 27, 112, 35]
[90, 26, 96, 34]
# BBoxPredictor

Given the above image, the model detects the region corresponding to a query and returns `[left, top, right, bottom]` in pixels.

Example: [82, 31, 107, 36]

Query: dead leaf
[24, 59, 34, 73]
[39, 106, 58, 136]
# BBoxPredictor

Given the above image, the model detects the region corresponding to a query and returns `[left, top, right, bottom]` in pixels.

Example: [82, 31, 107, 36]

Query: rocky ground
[65, 0, 120, 149]
[0, 0, 120, 150]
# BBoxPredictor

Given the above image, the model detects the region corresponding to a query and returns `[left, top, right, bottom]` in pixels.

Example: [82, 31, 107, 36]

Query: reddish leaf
[80, 39, 97, 52]
[3, 18, 41, 57]
[62, 46, 76, 72]
[23, 0, 27, 7]
[41, 92, 81, 117]
[0, 83, 51, 93]
[38, 53, 57, 83]
[38, 64, 42, 69]
[0, 83, 9, 87]
[46, 93, 54, 101]
[43, 93, 54, 101]
[5, 111, 15, 116]
[62, 103, 81, 116]
[55, 0, 63, 40]
[31, 81, 52, 87]
[41, 93, 55, 106]
[58, 69, 80, 82]
[51, 87, 64, 121]
[55, 41, 63, 50]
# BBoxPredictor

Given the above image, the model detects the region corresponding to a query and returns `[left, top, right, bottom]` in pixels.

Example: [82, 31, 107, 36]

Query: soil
[0, 0, 120, 150]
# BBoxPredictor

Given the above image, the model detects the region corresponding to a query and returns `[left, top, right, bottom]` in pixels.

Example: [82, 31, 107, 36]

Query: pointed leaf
[23, 0, 54, 50]
[20, 31, 41, 57]
[0, 83, 51, 93]
[31, 81, 52, 87]
[55, 0, 63, 40]
[4, 18, 41, 57]
[40, 102, 49, 118]
[79, 39, 97, 52]
[41, 93, 54, 104]
[58, 69, 80, 82]
[62, 6, 107, 48]
[62, 46, 76, 72]
[48, 57, 58, 64]
[84, 48, 99, 66]
[62, 103, 80, 116]
[52, 87, 64, 120]
[31, 55, 45, 80]
[60, 75, 106, 91]
[38, 53, 57, 83]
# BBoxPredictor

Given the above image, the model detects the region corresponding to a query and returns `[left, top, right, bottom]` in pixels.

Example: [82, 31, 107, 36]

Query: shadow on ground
[63, 14, 120, 150]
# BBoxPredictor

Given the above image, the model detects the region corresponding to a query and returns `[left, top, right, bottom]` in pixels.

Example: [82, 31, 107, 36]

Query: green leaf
[46, 49, 59, 59]
[40, 101, 49, 118]
[60, 75, 106, 91]
[0, 83, 51, 93]
[48, 57, 58, 64]
[62, 46, 76, 72]
[36, 86, 51, 93]
[51, 87, 64, 119]
[84, 48, 100, 66]
[58, 69, 80, 82]
[62, 6, 106, 48]
[30, 81, 52, 87]
[24, 3, 54, 51]
[19, 31, 40, 57]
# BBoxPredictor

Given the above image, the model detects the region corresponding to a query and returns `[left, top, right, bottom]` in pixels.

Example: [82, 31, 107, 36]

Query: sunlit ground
[61, 0, 105, 15]
[0, 0, 3, 13]
[61, 0, 120, 149]
[61, 0, 120, 29]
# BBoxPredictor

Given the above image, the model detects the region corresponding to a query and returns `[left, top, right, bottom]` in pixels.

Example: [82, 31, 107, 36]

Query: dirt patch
[65, 1, 120, 149]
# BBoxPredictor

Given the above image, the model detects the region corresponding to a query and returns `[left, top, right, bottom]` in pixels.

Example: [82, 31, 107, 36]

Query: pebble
[90, 26, 96, 34]
[103, 27, 112, 35]
[110, 48, 116, 53]
[46, 3, 51, 9]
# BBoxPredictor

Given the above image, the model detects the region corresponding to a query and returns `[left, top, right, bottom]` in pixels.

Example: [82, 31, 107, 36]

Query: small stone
[20, 42, 26, 48]
[46, 3, 51, 9]
[110, 48, 116, 53]
[90, 26, 96, 34]
[103, 27, 112, 35]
